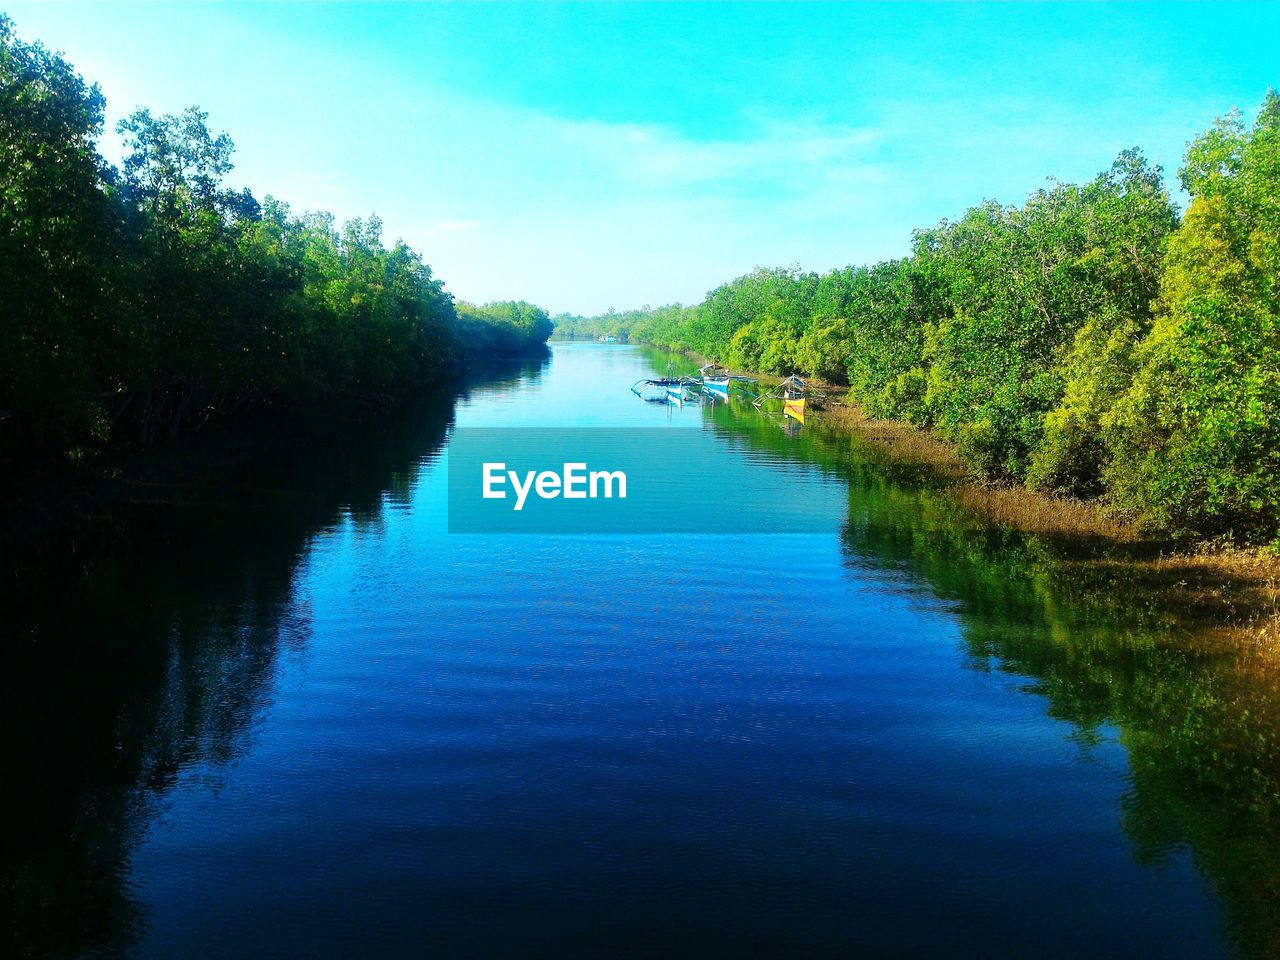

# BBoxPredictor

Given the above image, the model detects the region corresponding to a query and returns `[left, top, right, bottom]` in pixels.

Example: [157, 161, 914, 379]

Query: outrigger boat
[631, 376, 694, 404]
[631, 362, 696, 405]
[753, 375, 818, 424]
[695, 362, 757, 399]
[782, 377, 806, 424]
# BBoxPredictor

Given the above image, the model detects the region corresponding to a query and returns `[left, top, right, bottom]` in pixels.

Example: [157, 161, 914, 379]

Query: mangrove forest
[0, 14, 552, 461]
[557, 93, 1280, 543]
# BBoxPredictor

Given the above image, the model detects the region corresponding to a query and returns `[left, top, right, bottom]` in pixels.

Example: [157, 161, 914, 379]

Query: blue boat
[631, 372, 695, 405]
[696, 362, 755, 398]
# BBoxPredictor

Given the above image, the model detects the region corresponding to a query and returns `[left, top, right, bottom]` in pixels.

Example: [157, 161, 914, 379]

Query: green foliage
[572, 98, 1280, 540]
[0, 16, 550, 454]
[1104, 93, 1280, 538]
[456, 301, 554, 356]
[918, 151, 1176, 479]
[835, 260, 936, 421]
[1027, 308, 1145, 497]
[0, 14, 117, 443]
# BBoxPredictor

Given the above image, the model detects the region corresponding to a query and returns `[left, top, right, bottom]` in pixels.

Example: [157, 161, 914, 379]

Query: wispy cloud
[545, 114, 888, 195]
[10, 0, 1273, 314]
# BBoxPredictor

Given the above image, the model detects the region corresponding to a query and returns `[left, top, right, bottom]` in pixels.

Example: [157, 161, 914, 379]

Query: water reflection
[4, 343, 1279, 959]
[704, 402, 1280, 960]
[0, 354, 549, 959]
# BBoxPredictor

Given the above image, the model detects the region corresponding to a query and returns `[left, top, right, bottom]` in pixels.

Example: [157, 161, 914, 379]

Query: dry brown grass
[666, 352, 1280, 641]
[951, 484, 1136, 539]
[823, 405, 967, 473]
[822, 405, 1137, 539]
[815, 402, 1280, 644]
[1148, 545, 1280, 644]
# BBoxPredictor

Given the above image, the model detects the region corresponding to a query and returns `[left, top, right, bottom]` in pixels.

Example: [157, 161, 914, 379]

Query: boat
[700, 362, 731, 397]
[631, 376, 692, 402]
[753, 374, 817, 425]
[695, 362, 757, 399]
[772, 375, 806, 423]
[631, 362, 696, 404]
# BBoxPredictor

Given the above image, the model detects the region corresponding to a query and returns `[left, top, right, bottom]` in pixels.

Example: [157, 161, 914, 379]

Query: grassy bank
[812, 399, 1280, 650]
[559, 91, 1280, 544]
[639, 339, 1280, 646]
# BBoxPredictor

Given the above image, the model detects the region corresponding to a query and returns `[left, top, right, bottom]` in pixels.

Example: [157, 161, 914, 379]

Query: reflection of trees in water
[858, 502, 1280, 958]
[7, 345, 1274, 960]
[726, 413, 1280, 960]
[0, 354, 548, 960]
[687, 393, 1280, 956]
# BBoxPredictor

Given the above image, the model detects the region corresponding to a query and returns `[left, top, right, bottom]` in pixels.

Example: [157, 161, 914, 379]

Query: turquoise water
[4, 343, 1277, 958]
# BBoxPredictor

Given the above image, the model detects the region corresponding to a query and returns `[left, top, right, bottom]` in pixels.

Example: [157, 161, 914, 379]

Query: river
[3, 342, 1278, 958]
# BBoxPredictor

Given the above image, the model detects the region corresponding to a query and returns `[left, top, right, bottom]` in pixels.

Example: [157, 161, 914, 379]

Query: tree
[1105, 92, 1280, 538]
[1, 15, 551, 457]
[0, 14, 118, 445]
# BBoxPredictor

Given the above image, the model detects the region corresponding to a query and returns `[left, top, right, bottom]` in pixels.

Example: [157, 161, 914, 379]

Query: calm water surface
[4, 343, 1279, 958]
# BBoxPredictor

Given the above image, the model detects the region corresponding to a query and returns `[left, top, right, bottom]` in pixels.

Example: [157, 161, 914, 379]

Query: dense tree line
[0, 17, 550, 456]
[455, 300, 555, 357]
[560, 94, 1280, 542]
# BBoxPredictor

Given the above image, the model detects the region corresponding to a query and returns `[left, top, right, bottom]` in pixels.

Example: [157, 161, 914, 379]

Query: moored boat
[632, 362, 697, 404]
[699, 362, 731, 396]
[631, 376, 691, 401]
[783, 396, 806, 423]
[781, 376, 806, 423]
[753, 374, 815, 425]
[696, 362, 756, 398]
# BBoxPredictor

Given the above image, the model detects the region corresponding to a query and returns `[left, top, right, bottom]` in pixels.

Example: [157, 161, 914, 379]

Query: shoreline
[816, 396, 1280, 650]
[1, 350, 551, 574]
[644, 343, 1280, 647]
[10, 337, 1279, 650]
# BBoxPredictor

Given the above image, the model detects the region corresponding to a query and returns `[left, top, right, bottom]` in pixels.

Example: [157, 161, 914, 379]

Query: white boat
[696, 362, 754, 398]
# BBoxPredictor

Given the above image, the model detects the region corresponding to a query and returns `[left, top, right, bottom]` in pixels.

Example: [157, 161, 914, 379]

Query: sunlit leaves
[1, 16, 549, 454]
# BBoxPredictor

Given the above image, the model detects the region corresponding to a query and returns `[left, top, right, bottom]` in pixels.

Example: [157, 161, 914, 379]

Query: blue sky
[9, 2, 1278, 314]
